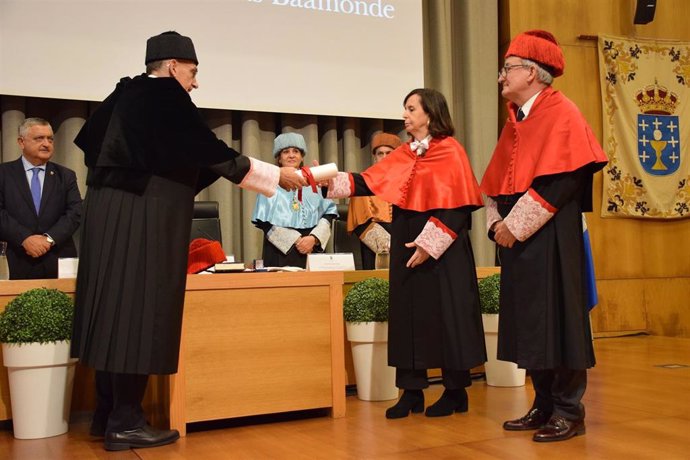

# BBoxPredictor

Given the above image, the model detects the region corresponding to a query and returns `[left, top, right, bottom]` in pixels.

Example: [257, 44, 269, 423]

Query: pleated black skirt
[71, 174, 196, 375]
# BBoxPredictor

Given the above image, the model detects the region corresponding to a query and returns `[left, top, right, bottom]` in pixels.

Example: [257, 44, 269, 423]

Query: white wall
[0, 0, 424, 119]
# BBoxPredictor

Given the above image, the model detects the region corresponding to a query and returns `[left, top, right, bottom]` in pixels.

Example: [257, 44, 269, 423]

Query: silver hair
[521, 58, 554, 85]
[18, 117, 51, 138]
[146, 59, 169, 74]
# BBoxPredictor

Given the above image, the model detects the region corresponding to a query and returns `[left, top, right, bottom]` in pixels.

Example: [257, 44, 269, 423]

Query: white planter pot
[346, 322, 398, 401]
[1, 340, 78, 439]
[482, 314, 526, 387]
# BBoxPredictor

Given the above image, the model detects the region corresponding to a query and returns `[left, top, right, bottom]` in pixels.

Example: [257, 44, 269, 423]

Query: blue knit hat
[273, 133, 307, 158]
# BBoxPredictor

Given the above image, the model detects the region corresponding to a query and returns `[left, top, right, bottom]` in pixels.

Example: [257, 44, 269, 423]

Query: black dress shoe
[503, 407, 551, 431]
[532, 415, 585, 442]
[104, 424, 180, 451]
[425, 389, 468, 417]
[385, 390, 424, 419]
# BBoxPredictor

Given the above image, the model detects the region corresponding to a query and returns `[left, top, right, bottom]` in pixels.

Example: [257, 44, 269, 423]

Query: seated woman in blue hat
[251, 133, 338, 268]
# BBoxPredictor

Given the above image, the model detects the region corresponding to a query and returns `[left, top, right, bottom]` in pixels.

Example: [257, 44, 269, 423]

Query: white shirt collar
[519, 90, 543, 119]
[21, 155, 46, 171]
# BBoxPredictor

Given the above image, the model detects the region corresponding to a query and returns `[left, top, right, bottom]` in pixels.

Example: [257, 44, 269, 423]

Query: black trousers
[395, 368, 471, 390]
[94, 370, 149, 433]
[529, 368, 587, 421]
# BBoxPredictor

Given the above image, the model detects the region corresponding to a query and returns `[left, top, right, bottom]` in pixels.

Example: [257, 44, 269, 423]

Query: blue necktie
[30, 167, 41, 214]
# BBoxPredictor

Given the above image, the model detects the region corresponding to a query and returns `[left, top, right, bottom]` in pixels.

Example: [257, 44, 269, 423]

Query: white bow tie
[410, 137, 430, 156]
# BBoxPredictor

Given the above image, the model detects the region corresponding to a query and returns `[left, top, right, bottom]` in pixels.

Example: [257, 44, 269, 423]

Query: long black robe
[494, 169, 596, 370]
[71, 75, 251, 375]
[352, 175, 486, 371]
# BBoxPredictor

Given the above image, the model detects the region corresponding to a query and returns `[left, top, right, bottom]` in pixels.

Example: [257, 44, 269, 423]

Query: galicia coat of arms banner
[598, 34, 690, 218]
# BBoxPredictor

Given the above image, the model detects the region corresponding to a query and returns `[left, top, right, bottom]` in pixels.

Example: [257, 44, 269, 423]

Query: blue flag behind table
[582, 215, 598, 310]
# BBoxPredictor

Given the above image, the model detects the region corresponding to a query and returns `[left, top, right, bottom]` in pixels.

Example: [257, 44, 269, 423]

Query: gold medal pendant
[292, 193, 300, 212]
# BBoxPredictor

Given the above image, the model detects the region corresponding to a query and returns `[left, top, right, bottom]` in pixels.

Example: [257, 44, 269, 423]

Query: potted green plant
[478, 274, 525, 387]
[0, 288, 78, 439]
[343, 278, 397, 401]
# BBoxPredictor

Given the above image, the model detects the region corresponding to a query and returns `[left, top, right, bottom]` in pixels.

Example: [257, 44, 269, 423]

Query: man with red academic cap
[480, 30, 608, 442]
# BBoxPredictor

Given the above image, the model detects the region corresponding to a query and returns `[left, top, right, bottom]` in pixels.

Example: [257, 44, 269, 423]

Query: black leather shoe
[503, 407, 551, 431]
[532, 415, 585, 442]
[104, 424, 180, 451]
[385, 390, 424, 419]
[425, 389, 468, 417]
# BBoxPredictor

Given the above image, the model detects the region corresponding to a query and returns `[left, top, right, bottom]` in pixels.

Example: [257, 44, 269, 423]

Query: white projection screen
[0, 0, 424, 119]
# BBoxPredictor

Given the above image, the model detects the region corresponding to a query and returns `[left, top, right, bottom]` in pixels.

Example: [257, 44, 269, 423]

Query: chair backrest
[331, 203, 363, 270]
[190, 201, 222, 244]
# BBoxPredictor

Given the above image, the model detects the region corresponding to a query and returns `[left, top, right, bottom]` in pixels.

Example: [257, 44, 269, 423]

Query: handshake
[278, 162, 338, 191]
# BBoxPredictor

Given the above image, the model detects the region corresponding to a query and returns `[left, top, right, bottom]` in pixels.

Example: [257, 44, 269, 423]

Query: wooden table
[0, 272, 346, 436]
[167, 271, 345, 436]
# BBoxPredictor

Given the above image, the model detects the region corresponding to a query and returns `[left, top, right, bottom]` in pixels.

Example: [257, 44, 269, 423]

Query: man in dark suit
[0, 117, 82, 279]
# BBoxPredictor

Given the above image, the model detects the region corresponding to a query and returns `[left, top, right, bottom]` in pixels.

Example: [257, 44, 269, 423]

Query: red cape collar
[361, 136, 483, 212]
[480, 87, 608, 196]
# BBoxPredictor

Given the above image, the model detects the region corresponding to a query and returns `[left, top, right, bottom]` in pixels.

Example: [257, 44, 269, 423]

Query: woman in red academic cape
[327, 88, 486, 419]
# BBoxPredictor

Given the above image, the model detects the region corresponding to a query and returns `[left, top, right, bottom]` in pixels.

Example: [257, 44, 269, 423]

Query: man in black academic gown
[71, 31, 305, 451]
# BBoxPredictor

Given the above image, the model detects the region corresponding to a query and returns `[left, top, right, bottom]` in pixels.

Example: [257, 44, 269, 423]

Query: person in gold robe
[346, 132, 401, 269]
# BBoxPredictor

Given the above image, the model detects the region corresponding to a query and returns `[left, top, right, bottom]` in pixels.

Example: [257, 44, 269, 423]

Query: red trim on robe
[480, 87, 608, 197]
[429, 216, 457, 239]
[504, 191, 556, 242]
[361, 136, 483, 212]
[527, 188, 557, 213]
[414, 218, 456, 260]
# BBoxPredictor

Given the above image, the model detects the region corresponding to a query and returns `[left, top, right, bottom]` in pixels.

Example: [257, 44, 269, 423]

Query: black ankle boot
[424, 388, 468, 417]
[385, 390, 424, 419]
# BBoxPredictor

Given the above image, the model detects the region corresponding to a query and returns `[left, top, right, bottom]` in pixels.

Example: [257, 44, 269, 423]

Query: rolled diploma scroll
[295, 163, 338, 182]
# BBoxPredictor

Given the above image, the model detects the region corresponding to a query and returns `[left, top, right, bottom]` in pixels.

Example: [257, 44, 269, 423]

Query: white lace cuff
[267, 226, 302, 255]
[504, 189, 556, 242]
[240, 157, 280, 197]
[309, 218, 331, 247]
[485, 196, 502, 233]
[414, 217, 457, 260]
[361, 222, 391, 253]
[326, 172, 353, 199]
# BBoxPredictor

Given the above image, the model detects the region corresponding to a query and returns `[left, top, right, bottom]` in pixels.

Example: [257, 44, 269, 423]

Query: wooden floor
[1, 335, 689, 460]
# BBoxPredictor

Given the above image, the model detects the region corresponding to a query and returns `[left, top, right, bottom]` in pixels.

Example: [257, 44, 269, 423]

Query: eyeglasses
[498, 64, 531, 78]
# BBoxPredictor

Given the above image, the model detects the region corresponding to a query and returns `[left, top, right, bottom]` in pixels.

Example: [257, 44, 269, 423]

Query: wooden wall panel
[591, 280, 648, 334]
[592, 278, 690, 338]
[500, 0, 690, 336]
[504, 0, 640, 44]
[643, 279, 690, 337]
